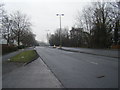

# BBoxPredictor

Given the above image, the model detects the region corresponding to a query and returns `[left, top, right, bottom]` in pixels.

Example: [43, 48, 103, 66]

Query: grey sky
[2, 0, 94, 42]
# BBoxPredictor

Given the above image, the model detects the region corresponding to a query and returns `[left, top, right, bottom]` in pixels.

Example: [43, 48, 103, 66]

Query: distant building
[70, 27, 83, 39]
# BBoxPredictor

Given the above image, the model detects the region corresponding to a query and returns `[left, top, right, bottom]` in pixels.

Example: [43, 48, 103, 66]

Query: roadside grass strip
[9, 50, 39, 63]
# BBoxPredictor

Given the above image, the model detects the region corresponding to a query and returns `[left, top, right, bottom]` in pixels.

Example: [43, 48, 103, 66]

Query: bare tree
[1, 5, 38, 48]
[76, 1, 116, 48]
[109, 1, 120, 45]
[2, 16, 10, 45]
[20, 30, 37, 46]
[0, 4, 4, 44]
[0, 4, 5, 43]
[10, 11, 31, 46]
[0, 4, 14, 45]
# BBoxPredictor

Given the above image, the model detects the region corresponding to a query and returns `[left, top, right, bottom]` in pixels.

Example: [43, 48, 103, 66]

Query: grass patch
[10, 50, 39, 63]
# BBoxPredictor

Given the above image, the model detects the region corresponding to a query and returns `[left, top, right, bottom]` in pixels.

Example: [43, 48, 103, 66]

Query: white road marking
[90, 62, 98, 65]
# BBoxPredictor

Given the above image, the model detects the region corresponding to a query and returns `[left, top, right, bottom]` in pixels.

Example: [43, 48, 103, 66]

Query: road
[62, 47, 119, 58]
[36, 46, 118, 88]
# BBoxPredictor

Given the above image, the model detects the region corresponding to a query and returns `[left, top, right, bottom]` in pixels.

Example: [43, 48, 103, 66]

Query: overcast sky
[1, 0, 111, 43]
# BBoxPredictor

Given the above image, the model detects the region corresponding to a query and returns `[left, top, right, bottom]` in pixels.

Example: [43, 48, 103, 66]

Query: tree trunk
[18, 32, 20, 46]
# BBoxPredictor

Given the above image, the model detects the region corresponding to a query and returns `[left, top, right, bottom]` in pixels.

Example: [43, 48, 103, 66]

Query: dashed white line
[90, 62, 98, 65]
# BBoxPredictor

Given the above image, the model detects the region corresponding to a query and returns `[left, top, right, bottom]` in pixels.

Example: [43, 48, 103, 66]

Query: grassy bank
[10, 50, 39, 63]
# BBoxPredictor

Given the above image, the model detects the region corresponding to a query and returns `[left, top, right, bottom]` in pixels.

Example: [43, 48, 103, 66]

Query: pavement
[2, 47, 63, 88]
[3, 58, 62, 88]
[61, 47, 119, 58]
[36, 46, 118, 88]
[2, 47, 35, 75]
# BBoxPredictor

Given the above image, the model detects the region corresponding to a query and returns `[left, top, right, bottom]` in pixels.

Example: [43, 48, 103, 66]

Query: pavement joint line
[36, 51, 65, 88]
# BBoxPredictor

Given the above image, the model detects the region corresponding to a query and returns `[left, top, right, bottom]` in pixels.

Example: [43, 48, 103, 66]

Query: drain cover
[97, 75, 105, 78]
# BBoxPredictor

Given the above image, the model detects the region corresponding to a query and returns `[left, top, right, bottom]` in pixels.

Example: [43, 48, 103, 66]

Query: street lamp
[56, 14, 64, 48]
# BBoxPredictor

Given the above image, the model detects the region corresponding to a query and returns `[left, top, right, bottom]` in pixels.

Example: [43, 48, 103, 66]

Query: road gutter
[38, 53, 65, 88]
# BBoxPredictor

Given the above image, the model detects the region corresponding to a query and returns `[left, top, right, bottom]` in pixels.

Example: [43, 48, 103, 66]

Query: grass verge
[9, 50, 39, 63]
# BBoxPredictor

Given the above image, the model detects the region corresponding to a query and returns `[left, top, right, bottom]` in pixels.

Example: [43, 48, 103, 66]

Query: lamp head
[56, 14, 59, 16]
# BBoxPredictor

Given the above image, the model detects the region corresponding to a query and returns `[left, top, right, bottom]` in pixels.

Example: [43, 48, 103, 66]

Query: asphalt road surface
[36, 46, 118, 88]
[62, 47, 119, 58]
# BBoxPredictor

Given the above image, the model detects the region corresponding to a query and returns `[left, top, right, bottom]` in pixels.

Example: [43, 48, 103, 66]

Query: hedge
[2, 44, 18, 55]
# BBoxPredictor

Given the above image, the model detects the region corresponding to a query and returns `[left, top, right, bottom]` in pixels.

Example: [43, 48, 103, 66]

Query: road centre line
[90, 62, 98, 65]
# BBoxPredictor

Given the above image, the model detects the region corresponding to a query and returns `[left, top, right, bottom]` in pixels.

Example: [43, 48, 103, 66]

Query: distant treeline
[49, 2, 120, 49]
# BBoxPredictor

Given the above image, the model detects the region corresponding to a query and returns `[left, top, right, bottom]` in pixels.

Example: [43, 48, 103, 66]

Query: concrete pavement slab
[2, 57, 63, 88]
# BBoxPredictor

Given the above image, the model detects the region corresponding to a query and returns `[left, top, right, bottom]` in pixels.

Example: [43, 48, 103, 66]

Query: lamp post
[56, 14, 64, 48]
